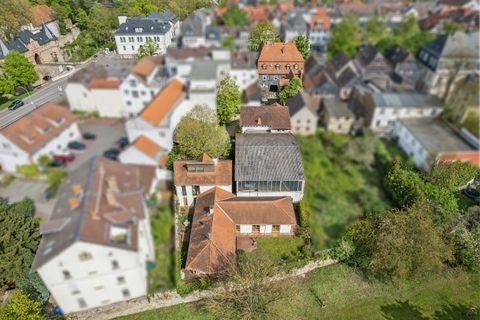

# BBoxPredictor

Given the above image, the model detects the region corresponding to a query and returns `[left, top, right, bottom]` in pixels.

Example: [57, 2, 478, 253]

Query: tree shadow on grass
[380, 300, 479, 320]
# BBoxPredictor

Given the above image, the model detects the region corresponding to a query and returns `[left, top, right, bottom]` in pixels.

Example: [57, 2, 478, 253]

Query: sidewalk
[73, 258, 337, 320]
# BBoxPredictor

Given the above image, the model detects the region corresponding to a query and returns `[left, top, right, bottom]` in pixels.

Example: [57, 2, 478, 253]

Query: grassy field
[117, 264, 480, 320]
[147, 205, 175, 293]
[296, 131, 405, 249]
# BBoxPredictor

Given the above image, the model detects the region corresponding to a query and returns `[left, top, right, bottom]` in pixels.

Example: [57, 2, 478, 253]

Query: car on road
[103, 148, 120, 161]
[50, 159, 66, 167]
[117, 137, 129, 149]
[82, 132, 96, 140]
[43, 75, 53, 81]
[8, 100, 25, 111]
[53, 154, 75, 162]
[67, 141, 86, 150]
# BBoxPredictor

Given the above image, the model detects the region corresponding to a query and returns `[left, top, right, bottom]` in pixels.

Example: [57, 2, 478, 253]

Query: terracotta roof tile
[310, 7, 331, 30]
[140, 79, 185, 126]
[240, 105, 291, 130]
[130, 135, 167, 166]
[257, 42, 304, 75]
[131, 56, 164, 78]
[1, 102, 76, 155]
[174, 158, 232, 186]
[90, 78, 120, 89]
[31, 5, 54, 27]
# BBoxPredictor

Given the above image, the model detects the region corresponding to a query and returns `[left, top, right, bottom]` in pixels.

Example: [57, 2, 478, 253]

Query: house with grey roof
[0, 24, 61, 64]
[284, 11, 308, 42]
[285, 90, 321, 135]
[181, 8, 213, 48]
[31, 157, 157, 313]
[415, 31, 479, 98]
[354, 91, 443, 132]
[235, 133, 305, 202]
[114, 9, 179, 56]
[320, 97, 354, 134]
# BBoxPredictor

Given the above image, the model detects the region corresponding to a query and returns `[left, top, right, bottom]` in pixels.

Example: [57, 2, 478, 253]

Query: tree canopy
[0, 199, 41, 289]
[248, 21, 281, 52]
[327, 15, 360, 59]
[223, 5, 248, 27]
[216, 75, 241, 125]
[0, 290, 43, 320]
[279, 76, 303, 105]
[1, 52, 39, 93]
[0, 0, 32, 40]
[134, 38, 160, 60]
[173, 105, 231, 160]
[294, 34, 310, 61]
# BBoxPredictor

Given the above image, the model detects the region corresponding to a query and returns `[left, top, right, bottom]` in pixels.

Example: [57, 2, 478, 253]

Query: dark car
[103, 148, 120, 161]
[116, 137, 129, 149]
[82, 132, 96, 140]
[67, 141, 86, 150]
[50, 159, 66, 167]
[43, 75, 52, 81]
[53, 154, 75, 162]
[8, 100, 25, 111]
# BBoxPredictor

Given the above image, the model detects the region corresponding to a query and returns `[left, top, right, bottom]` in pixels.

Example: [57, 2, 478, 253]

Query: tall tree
[134, 38, 160, 60]
[174, 105, 231, 159]
[0, 0, 32, 40]
[0, 290, 43, 320]
[2, 52, 39, 90]
[248, 21, 281, 51]
[384, 161, 426, 208]
[279, 76, 303, 105]
[364, 15, 388, 43]
[216, 75, 241, 125]
[87, 3, 118, 47]
[328, 15, 359, 59]
[223, 5, 248, 27]
[0, 199, 41, 288]
[294, 34, 310, 60]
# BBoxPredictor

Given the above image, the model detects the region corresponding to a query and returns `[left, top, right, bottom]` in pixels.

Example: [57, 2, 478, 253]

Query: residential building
[31, 158, 156, 313]
[118, 135, 170, 180]
[120, 56, 170, 118]
[240, 104, 291, 133]
[114, 10, 179, 56]
[220, 26, 250, 52]
[65, 64, 123, 118]
[257, 42, 304, 102]
[0, 24, 62, 64]
[22, 4, 60, 37]
[205, 26, 222, 48]
[283, 11, 308, 42]
[308, 7, 331, 53]
[384, 45, 422, 88]
[242, 81, 262, 106]
[235, 133, 305, 202]
[174, 154, 232, 207]
[285, 89, 321, 135]
[183, 187, 297, 278]
[393, 117, 478, 169]
[181, 8, 212, 48]
[355, 91, 443, 132]
[0, 103, 80, 172]
[320, 96, 354, 134]
[415, 32, 479, 98]
[230, 52, 259, 91]
[354, 44, 393, 90]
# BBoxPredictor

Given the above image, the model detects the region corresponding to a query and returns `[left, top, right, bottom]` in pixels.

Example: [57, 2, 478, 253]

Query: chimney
[256, 117, 262, 125]
[212, 158, 218, 165]
[118, 16, 127, 25]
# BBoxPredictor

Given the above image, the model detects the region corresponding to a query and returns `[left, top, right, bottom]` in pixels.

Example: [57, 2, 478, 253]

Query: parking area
[67, 118, 127, 172]
[0, 178, 53, 220]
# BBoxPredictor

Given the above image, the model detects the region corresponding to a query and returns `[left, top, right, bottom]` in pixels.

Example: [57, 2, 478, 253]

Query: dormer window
[134, 27, 143, 33]
[275, 64, 280, 70]
[262, 64, 267, 70]
[285, 64, 291, 70]
[294, 64, 299, 70]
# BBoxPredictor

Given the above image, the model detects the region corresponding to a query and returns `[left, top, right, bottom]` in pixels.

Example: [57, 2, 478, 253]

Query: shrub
[16, 164, 40, 179]
[332, 239, 354, 262]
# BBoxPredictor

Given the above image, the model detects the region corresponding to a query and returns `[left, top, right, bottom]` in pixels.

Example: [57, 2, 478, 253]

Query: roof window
[262, 64, 267, 70]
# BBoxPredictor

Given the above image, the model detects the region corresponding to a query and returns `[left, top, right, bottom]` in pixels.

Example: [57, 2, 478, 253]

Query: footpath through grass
[296, 131, 405, 249]
[117, 264, 480, 320]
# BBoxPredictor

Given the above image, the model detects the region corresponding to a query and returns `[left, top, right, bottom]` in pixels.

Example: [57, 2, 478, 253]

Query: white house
[120, 55, 170, 118]
[31, 158, 157, 313]
[114, 10, 179, 56]
[0, 103, 80, 172]
[181, 8, 212, 48]
[173, 154, 232, 207]
[230, 52, 258, 91]
[118, 135, 171, 180]
[285, 90, 321, 136]
[235, 133, 305, 202]
[393, 117, 478, 170]
[308, 8, 331, 53]
[65, 64, 123, 118]
[358, 92, 443, 133]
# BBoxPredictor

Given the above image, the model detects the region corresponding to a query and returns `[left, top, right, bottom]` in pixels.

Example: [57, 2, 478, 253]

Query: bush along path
[72, 258, 337, 320]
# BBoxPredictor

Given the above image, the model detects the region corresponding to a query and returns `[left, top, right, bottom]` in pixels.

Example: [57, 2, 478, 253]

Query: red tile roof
[310, 7, 331, 30]
[131, 56, 164, 79]
[438, 151, 480, 167]
[90, 78, 120, 89]
[257, 42, 304, 75]
[173, 156, 232, 186]
[130, 135, 167, 166]
[140, 79, 184, 126]
[240, 105, 291, 130]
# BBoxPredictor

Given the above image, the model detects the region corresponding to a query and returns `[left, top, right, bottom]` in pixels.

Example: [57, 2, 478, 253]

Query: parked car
[82, 132, 96, 140]
[50, 159, 66, 167]
[67, 141, 86, 150]
[53, 154, 75, 162]
[103, 148, 120, 161]
[117, 137, 129, 149]
[43, 75, 52, 81]
[8, 100, 25, 111]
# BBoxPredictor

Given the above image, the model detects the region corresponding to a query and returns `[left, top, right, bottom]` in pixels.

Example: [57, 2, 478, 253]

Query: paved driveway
[0, 178, 53, 220]
[67, 118, 127, 172]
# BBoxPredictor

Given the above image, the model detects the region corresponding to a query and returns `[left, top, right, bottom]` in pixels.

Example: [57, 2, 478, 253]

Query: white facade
[115, 35, 171, 56]
[120, 75, 158, 118]
[230, 69, 258, 91]
[65, 83, 123, 118]
[392, 120, 430, 168]
[0, 122, 80, 172]
[236, 189, 304, 203]
[119, 146, 172, 181]
[309, 29, 330, 51]
[237, 224, 292, 235]
[370, 106, 442, 132]
[290, 107, 318, 136]
[176, 184, 232, 207]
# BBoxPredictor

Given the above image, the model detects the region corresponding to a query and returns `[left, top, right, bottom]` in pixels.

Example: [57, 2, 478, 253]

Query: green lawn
[117, 264, 480, 320]
[148, 205, 175, 293]
[463, 112, 479, 138]
[0, 91, 35, 110]
[296, 131, 405, 249]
